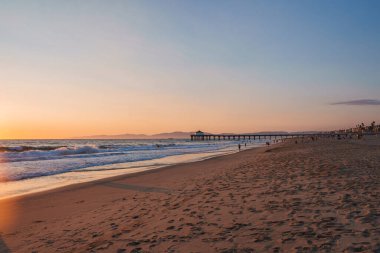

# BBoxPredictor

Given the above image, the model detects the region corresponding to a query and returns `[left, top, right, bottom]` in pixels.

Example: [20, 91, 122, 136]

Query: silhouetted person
[238, 144, 241, 151]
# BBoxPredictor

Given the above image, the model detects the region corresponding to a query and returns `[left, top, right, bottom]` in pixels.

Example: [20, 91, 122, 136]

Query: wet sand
[0, 137, 379, 252]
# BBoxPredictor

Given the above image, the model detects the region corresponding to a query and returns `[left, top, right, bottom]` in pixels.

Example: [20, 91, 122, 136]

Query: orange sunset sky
[1, 1, 379, 139]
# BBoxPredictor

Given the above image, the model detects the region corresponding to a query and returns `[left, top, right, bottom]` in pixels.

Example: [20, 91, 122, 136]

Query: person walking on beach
[244, 143, 247, 147]
[238, 143, 241, 151]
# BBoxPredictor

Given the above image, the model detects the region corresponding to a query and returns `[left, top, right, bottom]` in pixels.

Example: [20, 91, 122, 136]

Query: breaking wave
[0, 145, 108, 163]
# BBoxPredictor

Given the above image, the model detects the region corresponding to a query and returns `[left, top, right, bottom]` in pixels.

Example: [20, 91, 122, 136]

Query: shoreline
[0, 142, 265, 203]
[0, 138, 266, 200]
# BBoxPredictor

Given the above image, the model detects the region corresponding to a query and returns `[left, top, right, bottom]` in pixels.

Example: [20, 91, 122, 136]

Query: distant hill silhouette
[75, 130, 322, 139]
[75, 131, 208, 139]
[242, 131, 289, 135]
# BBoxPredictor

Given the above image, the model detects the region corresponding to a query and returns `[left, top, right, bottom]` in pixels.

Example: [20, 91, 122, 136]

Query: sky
[1, 0, 380, 139]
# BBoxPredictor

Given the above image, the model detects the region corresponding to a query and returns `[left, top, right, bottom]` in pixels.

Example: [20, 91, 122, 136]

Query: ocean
[0, 138, 266, 199]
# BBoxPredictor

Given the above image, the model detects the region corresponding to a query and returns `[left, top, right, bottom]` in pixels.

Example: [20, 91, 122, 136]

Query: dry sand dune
[1, 137, 379, 252]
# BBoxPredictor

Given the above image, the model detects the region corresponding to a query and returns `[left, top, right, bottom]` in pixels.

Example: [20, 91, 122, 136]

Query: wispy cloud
[331, 99, 380, 106]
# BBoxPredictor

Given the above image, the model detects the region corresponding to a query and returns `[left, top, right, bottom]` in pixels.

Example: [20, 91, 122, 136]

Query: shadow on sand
[0, 235, 10, 253]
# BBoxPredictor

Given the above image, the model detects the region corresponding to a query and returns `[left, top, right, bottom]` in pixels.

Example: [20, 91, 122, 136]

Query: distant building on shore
[334, 122, 379, 134]
[195, 130, 205, 136]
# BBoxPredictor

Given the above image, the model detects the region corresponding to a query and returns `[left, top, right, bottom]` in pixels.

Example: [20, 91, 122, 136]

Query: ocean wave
[0, 145, 105, 163]
[0, 143, 185, 163]
[0, 145, 67, 152]
[0, 143, 177, 153]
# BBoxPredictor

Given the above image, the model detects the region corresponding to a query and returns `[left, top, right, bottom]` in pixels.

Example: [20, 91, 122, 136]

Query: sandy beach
[1, 137, 379, 252]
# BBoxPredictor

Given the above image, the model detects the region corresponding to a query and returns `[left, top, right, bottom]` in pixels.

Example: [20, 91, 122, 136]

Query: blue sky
[1, 0, 379, 138]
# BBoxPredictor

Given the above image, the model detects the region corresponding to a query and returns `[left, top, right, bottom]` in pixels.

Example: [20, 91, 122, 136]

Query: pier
[190, 133, 353, 141]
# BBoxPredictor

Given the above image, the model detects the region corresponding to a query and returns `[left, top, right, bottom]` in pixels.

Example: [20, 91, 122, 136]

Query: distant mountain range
[74, 130, 322, 139]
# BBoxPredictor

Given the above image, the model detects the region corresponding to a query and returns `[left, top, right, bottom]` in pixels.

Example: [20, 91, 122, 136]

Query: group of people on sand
[291, 133, 367, 145]
[238, 138, 285, 151]
[238, 142, 248, 151]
